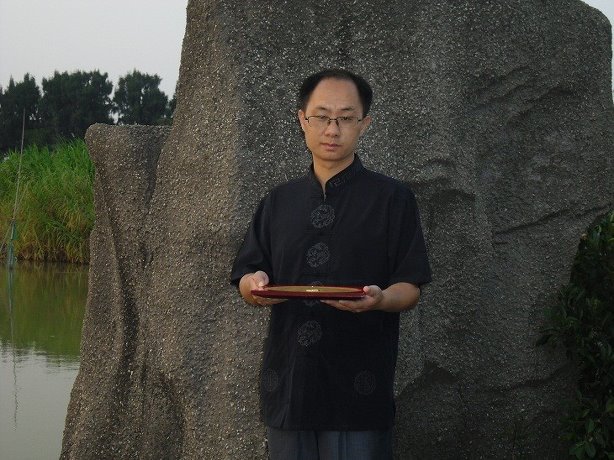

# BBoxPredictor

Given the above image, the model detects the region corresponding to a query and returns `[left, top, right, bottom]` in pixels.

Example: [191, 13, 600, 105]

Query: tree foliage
[539, 211, 614, 459]
[39, 70, 113, 139]
[0, 74, 41, 152]
[0, 69, 175, 154]
[113, 70, 168, 125]
[166, 93, 177, 123]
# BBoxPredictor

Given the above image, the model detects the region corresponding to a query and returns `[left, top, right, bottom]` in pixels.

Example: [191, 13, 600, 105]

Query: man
[230, 69, 431, 459]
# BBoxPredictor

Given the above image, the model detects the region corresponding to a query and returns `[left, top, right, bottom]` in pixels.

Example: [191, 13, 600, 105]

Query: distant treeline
[0, 70, 176, 154]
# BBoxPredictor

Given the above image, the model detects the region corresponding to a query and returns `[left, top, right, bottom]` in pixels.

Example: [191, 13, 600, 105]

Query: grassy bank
[0, 140, 94, 264]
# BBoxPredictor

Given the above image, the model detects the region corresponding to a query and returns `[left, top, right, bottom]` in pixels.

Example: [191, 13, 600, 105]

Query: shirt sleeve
[387, 187, 432, 288]
[229, 196, 274, 286]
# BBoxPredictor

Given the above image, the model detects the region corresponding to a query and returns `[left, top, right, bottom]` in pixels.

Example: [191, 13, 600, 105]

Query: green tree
[0, 74, 41, 152]
[165, 93, 177, 124]
[539, 211, 614, 458]
[39, 70, 113, 140]
[113, 70, 168, 125]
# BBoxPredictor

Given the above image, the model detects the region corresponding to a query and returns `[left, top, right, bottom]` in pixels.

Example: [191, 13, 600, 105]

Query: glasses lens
[307, 116, 360, 129]
[308, 116, 328, 128]
[338, 116, 358, 128]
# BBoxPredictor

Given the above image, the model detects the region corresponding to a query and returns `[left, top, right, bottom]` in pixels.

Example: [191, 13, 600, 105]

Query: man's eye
[339, 117, 353, 122]
[314, 116, 328, 120]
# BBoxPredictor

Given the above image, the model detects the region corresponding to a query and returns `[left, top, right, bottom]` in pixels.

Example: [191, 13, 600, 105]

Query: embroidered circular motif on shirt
[354, 370, 377, 396]
[297, 320, 323, 346]
[262, 369, 279, 392]
[310, 204, 335, 228]
[306, 242, 330, 268]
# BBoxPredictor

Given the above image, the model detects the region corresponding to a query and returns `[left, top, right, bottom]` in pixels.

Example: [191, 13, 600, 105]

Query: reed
[0, 140, 94, 264]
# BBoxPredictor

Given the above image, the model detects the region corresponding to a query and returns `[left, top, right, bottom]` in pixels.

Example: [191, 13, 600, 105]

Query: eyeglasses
[305, 115, 363, 129]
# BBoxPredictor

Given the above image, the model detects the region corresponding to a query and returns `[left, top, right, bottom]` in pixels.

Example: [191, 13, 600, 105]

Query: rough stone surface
[62, 0, 614, 458]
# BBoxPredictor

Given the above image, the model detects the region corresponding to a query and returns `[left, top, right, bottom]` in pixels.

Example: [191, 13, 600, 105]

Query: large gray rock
[62, 0, 614, 458]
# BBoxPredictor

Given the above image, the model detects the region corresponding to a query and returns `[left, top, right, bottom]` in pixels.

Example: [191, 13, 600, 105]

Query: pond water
[0, 262, 87, 460]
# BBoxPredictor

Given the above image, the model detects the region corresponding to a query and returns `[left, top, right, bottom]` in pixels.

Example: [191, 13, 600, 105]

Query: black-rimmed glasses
[305, 115, 363, 129]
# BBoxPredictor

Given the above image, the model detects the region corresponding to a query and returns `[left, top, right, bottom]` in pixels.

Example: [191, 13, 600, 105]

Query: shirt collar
[309, 155, 365, 194]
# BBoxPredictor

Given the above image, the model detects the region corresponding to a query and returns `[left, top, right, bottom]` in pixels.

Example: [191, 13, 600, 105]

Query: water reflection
[0, 262, 87, 460]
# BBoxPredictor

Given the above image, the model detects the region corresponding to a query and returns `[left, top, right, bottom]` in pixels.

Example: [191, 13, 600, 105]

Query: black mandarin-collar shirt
[231, 155, 431, 430]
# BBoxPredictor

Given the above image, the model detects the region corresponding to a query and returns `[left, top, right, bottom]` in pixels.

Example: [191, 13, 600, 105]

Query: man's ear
[359, 115, 372, 136]
[298, 110, 307, 132]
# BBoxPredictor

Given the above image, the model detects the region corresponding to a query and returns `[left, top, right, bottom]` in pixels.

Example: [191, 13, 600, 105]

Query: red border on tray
[251, 285, 365, 300]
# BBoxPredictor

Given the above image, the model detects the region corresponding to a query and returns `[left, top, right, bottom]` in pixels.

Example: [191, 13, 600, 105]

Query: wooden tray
[251, 285, 365, 300]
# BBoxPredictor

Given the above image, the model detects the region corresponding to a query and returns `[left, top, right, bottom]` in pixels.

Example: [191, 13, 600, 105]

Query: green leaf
[570, 442, 585, 459]
[540, 211, 614, 455]
[594, 431, 605, 447]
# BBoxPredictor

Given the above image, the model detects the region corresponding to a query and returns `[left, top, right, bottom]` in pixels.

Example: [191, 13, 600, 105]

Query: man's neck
[312, 154, 355, 190]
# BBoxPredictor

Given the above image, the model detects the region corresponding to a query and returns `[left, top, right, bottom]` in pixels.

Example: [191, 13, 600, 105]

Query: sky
[0, 0, 189, 97]
[0, 0, 613, 98]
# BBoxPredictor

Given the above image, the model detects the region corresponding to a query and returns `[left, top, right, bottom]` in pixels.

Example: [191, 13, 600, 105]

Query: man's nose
[324, 118, 341, 134]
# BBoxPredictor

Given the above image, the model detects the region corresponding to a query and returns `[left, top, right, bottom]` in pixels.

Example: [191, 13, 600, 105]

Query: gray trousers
[266, 427, 393, 460]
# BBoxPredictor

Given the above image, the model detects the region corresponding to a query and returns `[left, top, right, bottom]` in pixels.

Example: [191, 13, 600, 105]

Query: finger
[255, 271, 269, 287]
[322, 299, 343, 309]
[253, 295, 286, 306]
[341, 298, 369, 309]
[362, 285, 380, 298]
[253, 295, 271, 306]
[322, 300, 336, 308]
[323, 300, 357, 313]
[341, 297, 378, 312]
[254, 295, 271, 305]
[271, 298, 287, 304]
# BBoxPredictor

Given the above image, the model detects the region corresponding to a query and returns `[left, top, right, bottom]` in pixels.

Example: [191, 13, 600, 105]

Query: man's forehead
[310, 78, 359, 96]
[306, 78, 361, 111]
[311, 104, 357, 112]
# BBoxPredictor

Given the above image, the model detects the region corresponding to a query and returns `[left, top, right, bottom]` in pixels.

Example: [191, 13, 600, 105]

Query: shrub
[539, 211, 614, 459]
[0, 140, 94, 263]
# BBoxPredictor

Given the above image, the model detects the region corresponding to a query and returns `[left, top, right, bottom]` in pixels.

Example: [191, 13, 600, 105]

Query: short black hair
[298, 69, 373, 117]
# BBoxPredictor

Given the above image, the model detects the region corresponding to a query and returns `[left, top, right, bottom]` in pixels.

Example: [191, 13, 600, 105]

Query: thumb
[254, 270, 269, 287]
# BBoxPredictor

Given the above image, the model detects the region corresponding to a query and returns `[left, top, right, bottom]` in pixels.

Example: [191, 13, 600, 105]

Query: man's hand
[239, 271, 286, 306]
[322, 282, 420, 313]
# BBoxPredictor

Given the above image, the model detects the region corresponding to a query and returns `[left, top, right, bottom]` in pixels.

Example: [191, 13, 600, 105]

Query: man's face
[298, 78, 371, 170]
